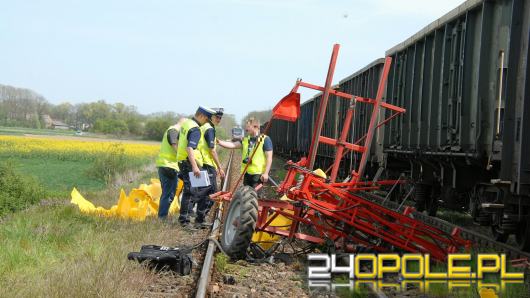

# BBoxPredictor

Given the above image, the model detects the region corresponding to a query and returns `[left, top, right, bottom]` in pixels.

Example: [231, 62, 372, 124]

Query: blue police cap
[212, 108, 224, 117]
[197, 106, 216, 118]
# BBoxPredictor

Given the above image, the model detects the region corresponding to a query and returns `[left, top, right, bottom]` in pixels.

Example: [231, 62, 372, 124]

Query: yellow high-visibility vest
[241, 135, 267, 175]
[198, 122, 217, 168]
[176, 118, 204, 167]
[155, 124, 180, 170]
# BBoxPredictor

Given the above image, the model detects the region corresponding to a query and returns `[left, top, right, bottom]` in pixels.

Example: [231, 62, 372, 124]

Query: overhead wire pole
[307, 44, 340, 170]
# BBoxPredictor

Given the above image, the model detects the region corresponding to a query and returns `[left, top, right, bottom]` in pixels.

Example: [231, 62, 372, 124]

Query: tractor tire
[221, 186, 259, 260]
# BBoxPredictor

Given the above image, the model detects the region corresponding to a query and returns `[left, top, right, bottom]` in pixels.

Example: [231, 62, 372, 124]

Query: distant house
[41, 114, 71, 130]
[51, 120, 70, 130]
[41, 114, 53, 128]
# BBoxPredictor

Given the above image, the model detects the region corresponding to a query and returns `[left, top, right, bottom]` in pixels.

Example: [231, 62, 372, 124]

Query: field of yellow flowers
[0, 135, 161, 200]
[0, 135, 159, 161]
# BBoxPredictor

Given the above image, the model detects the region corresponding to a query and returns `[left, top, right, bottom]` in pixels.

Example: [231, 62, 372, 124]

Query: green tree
[93, 119, 129, 136]
[144, 118, 173, 141]
[216, 113, 237, 140]
[50, 102, 74, 123]
[242, 109, 272, 126]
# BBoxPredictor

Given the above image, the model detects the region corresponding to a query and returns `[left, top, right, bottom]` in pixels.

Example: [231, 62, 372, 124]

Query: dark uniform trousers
[178, 161, 210, 224]
[157, 166, 179, 219]
[188, 164, 217, 219]
[202, 164, 217, 214]
[243, 173, 262, 189]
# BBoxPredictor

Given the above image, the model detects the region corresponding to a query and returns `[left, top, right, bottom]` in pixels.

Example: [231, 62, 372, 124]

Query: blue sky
[1, 0, 464, 121]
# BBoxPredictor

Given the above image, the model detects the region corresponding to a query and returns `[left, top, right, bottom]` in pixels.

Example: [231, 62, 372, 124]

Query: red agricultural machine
[214, 44, 472, 262]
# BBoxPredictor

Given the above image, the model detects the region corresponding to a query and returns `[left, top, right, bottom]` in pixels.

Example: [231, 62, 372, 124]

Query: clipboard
[188, 170, 211, 187]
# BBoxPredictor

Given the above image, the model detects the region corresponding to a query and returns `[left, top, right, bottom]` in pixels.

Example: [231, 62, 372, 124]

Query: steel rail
[195, 151, 234, 298]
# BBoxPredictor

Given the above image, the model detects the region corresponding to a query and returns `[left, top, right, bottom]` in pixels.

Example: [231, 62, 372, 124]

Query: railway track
[195, 151, 235, 298]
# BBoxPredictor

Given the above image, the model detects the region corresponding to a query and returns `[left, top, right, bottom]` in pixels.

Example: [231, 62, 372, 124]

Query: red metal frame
[214, 44, 471, 261]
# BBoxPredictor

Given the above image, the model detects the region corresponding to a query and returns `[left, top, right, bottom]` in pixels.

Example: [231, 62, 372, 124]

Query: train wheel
[221, 186, 259, 259]
[491, 222, 509, 243]
[414, 184, 430, 212]
[426, 185, 440, 217]
[469, 188, 492, 226]
[515, 219, 530, 251]
[414, 183, 438, 215]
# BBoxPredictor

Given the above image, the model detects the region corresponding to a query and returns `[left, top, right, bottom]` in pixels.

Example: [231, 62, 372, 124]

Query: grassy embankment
[0, 134, 202, 297]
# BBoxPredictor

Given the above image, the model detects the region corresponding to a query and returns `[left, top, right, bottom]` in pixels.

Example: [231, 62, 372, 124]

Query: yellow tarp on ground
[70, 178, 183, 220]
[251, 168, 327, 249]
[251, 194, 293, 250]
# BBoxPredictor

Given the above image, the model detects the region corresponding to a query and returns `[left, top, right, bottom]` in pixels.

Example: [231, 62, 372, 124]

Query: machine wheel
[221, 186, 259, 259]
[515, 219, 530, 251]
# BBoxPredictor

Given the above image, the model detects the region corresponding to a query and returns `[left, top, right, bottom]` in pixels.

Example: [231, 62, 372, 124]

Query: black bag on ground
[127, 245, 192, 275]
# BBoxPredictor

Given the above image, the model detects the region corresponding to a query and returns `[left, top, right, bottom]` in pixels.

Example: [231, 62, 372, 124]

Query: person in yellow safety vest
[155, 118, 187, 219]
[177, 106, 216, 227]
[217, 117, 273, 188]
[197, 108, 225, 220]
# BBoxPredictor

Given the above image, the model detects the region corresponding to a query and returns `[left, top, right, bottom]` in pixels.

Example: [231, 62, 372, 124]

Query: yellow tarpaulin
[70, 178, 183, 220]
[251, 168, 327, 249]
[251, 194, 293, 249]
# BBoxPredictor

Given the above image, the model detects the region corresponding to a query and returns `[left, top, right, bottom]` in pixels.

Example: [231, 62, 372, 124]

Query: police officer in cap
[177, 106, 215, 227]
[197, 108, 225, 219]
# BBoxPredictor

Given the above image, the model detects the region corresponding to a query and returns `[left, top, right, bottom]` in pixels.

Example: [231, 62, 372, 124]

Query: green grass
[436, 209, 474, 226]
[215, 253, 229, 273]
[0, 202, 181, 298]
[270, 155, 287, 181]
[0, 144, 231, 297]
[0, 158, 181, 298]
[0, 151, 233, 297]
[0, 126, 77, 136]
[0, 163, 46, 216]
[0, 125, 149, 140]
[6, 157, 106, 197]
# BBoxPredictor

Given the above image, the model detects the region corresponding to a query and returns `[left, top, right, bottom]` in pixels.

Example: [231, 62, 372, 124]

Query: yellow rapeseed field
[0, 135, 159, 161]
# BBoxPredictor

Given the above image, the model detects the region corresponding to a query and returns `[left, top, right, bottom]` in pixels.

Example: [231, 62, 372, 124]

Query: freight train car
[268, 0, 530, 250]
[338, 59, 387, 178]
[383, 0, 530, 250]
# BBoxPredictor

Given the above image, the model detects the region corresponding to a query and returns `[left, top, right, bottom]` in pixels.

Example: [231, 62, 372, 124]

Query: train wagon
[268, 0, 530, 250]
[383, 0, 530, 250]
